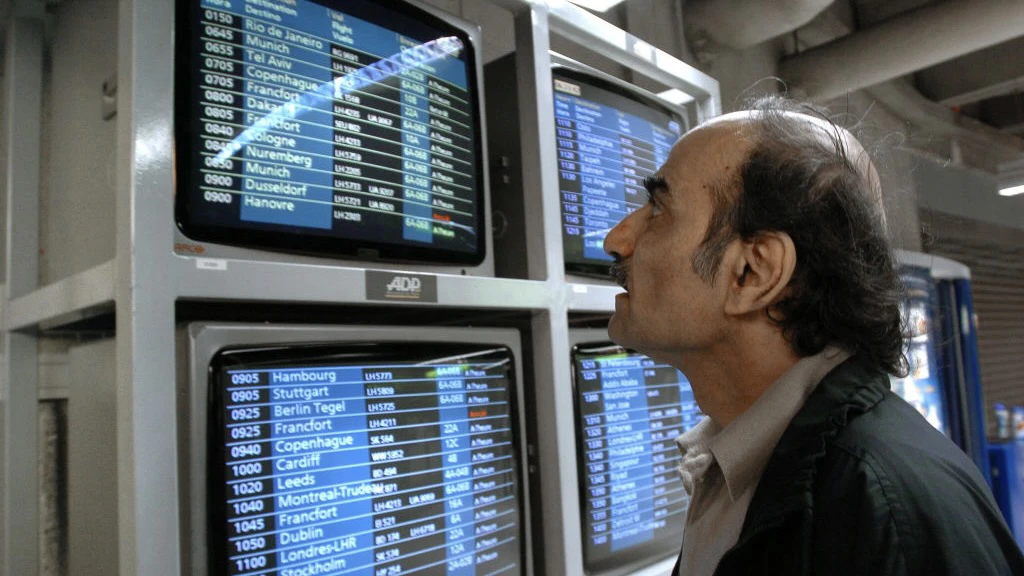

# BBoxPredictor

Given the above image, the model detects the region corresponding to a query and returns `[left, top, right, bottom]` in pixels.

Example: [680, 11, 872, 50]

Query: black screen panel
[176, 0, 486, 265]
[572, 342, 702, 574]
[209, 343, 523, 575]
[553, 68, 684, 278]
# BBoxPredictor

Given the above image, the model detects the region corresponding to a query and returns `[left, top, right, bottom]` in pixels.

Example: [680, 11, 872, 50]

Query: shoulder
[814, 391, 1021, 575]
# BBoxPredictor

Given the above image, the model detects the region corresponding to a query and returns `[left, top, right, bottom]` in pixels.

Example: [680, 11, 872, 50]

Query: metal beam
[915, 37, 1024, 107]
[2, 5, 44, 576]
[6, 259, 116, 331]
[781, 0, 1024, 102]
[685, 0, 836, 60]
[115, 0, 181, 573]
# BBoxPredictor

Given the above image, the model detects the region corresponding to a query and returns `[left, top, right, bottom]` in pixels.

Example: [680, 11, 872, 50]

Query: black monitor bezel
[174, 0, 488, 266]
[207, 341, 525, 576]
[570, 341, 685, 575]
[551, 66, 686, 279]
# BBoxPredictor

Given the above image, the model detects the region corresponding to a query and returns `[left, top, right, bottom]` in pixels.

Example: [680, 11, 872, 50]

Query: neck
[671, 325, 800, 427]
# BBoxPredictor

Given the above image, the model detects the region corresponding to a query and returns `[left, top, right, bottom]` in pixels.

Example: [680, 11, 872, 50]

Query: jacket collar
[732, 357, 891, 545]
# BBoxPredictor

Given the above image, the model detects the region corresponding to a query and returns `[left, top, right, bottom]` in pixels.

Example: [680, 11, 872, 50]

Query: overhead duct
[684, 0, 836, 62]
[780, 0, 1024, 102]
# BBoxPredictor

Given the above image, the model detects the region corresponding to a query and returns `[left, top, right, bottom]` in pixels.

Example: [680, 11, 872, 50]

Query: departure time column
[196, 6, 244, 225]
[223, 369, 275, 576]
[555, 93, 584, 242]
[578, 357, 613, 549]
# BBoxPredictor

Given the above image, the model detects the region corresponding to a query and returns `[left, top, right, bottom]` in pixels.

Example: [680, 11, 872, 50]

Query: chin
[606, 314, 633, 348]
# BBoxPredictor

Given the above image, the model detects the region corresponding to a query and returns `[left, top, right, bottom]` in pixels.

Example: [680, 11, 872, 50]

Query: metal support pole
[513, 5, 565, 284]
[513, 5, 582, 574]
[115, 0, 181, 573]
[2, 5, 45, 576]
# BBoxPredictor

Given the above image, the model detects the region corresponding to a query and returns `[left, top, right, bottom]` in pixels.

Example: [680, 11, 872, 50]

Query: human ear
[723, 231, 796, 316]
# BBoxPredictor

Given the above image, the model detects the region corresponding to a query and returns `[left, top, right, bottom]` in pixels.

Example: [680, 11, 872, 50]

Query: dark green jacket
[678, 358, 1024, 575]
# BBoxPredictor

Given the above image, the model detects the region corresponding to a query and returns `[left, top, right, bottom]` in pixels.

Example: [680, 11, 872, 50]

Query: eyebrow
[642, 175, 669, 204]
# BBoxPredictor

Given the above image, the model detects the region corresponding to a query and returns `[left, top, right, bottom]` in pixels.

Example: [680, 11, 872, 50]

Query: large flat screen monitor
[553, 67, 684, 278]
[570, 333, 702, 575]
[180, 324, 530, 576]
[176, 0, 486, 265]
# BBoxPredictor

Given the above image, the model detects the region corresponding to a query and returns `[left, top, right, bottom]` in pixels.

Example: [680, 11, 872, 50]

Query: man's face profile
[602, 119, 752, 360]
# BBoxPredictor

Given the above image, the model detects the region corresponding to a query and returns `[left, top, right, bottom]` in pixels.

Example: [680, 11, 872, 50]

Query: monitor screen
[572, 343, 701, 574]
[208, 343, 523, 576]
[553, 68, 683, 277]
[176, 0, 485, 265]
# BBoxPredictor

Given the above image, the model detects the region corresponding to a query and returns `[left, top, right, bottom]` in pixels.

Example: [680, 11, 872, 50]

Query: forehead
[659, 119, 753, 199]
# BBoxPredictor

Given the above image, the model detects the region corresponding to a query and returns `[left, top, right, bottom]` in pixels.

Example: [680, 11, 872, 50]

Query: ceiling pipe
[684, 0, 836, 62]
[780, 0, 1024, 103]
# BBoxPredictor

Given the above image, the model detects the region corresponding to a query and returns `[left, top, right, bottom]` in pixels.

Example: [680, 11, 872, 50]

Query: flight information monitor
[553, 68, 683, 277]
[572, 343, 702, 574]
[209, 344, 523, 576]
[176, 0, 485, 264]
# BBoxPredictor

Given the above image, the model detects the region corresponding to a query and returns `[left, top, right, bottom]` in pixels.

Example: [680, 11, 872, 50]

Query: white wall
[39, 0, 119, 285]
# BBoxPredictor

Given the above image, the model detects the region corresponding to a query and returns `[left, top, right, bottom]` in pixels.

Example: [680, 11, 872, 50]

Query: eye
[642, 175, 668, 218]
[647, 199, 663, 218]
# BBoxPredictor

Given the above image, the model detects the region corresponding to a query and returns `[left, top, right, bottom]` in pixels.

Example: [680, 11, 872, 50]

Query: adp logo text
[366, 270, 436, 302]
[385, 275, 422, 297]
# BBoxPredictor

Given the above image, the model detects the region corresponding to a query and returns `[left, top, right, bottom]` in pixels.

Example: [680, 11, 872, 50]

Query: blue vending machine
[893, 251, 990, 482]
[989, 442, 1024, 549]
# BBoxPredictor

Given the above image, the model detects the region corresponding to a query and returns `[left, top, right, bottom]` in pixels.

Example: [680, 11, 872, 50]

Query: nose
[603, 209, 638, 259]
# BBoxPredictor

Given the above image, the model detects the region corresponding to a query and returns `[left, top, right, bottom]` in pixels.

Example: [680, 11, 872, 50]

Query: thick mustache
[609, 259, 629, 291]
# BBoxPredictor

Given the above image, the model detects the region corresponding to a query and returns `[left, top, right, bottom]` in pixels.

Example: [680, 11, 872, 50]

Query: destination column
[574, 102, 624, 260]
[237, 7, 334, 229]
[264, 366, 372, 576]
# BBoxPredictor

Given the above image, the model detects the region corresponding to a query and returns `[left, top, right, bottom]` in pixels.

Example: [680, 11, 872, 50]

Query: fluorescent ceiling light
[568, 0, 628, 12]
[657, 89, 695, 106]
[999, 184, 1024, 197]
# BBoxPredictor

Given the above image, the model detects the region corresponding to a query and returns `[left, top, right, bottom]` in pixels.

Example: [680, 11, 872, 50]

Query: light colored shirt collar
[676, 346, 852, 501]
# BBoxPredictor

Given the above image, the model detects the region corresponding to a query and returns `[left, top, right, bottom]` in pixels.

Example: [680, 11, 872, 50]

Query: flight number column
[196, 7, 244, 221]
[366, 367, 446, 576]
[329, 39, 413, 244]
